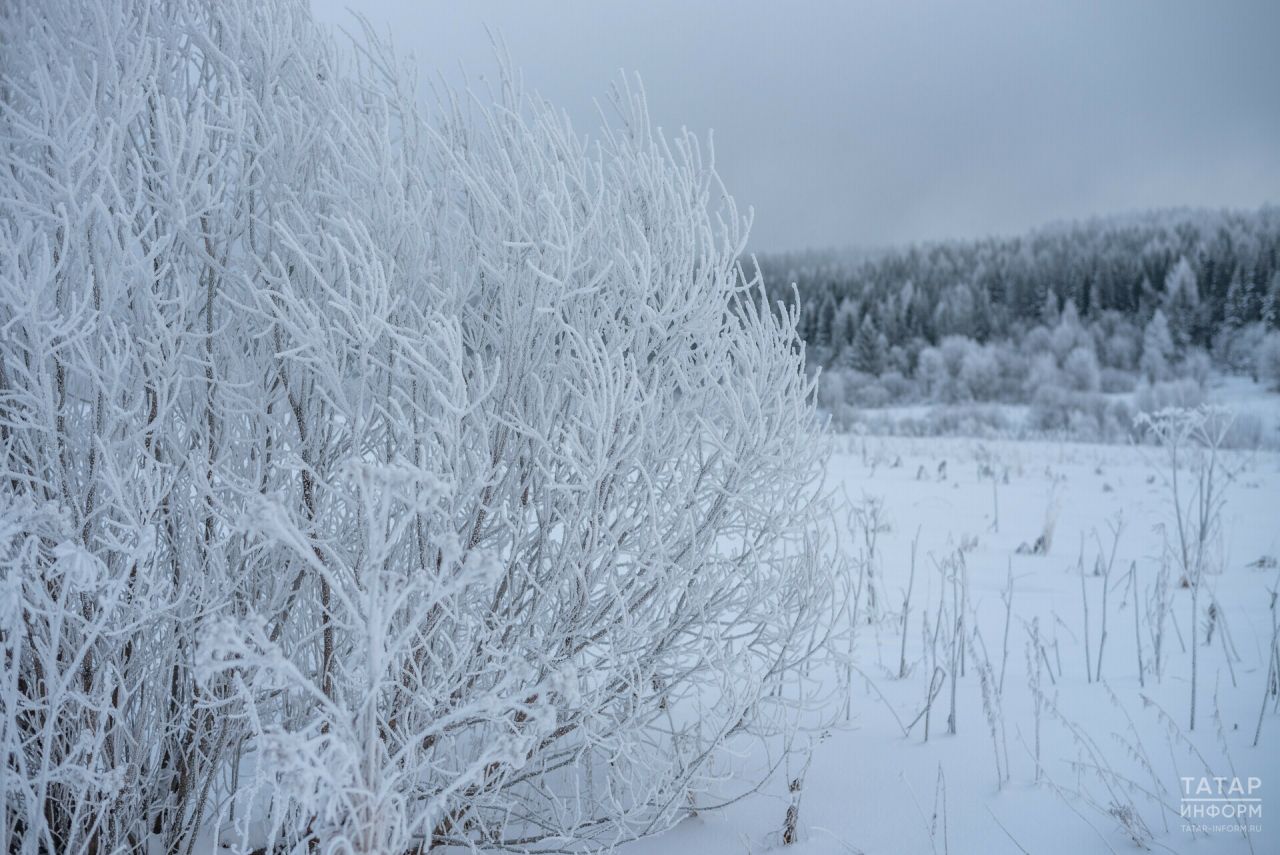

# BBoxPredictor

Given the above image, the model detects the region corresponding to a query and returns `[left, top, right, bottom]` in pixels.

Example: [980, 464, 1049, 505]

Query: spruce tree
[852, 314, 886, 374]
[1162, 257, 1200, 349]
[1141, 309, 1175, 381]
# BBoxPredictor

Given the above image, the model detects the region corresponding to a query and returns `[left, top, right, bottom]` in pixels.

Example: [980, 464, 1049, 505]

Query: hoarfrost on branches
[0, 0, 842, 852]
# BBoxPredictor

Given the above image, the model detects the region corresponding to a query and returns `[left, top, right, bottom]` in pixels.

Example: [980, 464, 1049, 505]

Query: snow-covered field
[626, 433, 1280, 854]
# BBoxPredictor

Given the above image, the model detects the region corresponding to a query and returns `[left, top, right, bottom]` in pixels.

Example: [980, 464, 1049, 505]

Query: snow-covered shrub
[1181, 348, 1212, 386]
[1026, 387, 1072, 432]
[1100, 367, 1138, 394]
[1027, 388, 1132, 440]
[958, 343, 1002, 401]
[0, 1, 841, 852]
[1062, 346, 1101, 392]
[859, 382, 893, 408]
[886, 343, 913, 376]
[939, 335, 974, 380]
[1020, 324, 1053, 359]
[817, 366, 852, 412]
[1097, 314, 1141, 371]
[849, 404, 1014, 439]
[1134, 379, 1208, 415]
[917, 346, 949, 400]
[1212, 322, 1267, 374]
[990, 341, 1030, 394]
[915, 334, 1006, 403]
[879, 369, 914, 401]
[1025, 352, 1062, 396]
[1257, 332, 1280, 391]
[1049, 301, 1088, 363]
[1218, 412, 1272, 451]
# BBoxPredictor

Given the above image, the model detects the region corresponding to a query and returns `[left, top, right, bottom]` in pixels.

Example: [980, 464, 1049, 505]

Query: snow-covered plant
[1257, 331, 1280, 391]
[0, 0, 840, 851]
[1137, 407, 1235, 731]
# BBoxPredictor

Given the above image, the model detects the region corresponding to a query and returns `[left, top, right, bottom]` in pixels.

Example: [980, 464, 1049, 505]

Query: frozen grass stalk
[1079, 535, 1093, 684]
[1256, 586, 1279, 747]
[999, 559, 1013, 694]
[900, 527, 920, 679]
[1138, 406, 1234, 731]
[1129, 562, 1144, 689]
[1094, 515, 1124, 682]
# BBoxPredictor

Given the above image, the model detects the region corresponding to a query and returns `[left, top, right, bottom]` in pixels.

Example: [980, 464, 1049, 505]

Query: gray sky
[312, 0, 1280, 253]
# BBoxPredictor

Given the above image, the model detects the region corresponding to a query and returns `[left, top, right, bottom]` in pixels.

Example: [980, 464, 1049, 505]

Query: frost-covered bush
[990, 341, 1029, 391]
[1212, 322, 1267, 374]
[939, 335, 973, 382]
[1025, 352, 1062, 396]
[913, 334, 1011, 403]
[1062, 346, 1101, 392]
[1049, 301, 1088, 363]
[917, 346, 949, 400]
[1021, 324, 1053, 359]
[1096, 314, 1141, 371]
[886, 343, 912, 376]
[859, 382, 893, 408]
[1027, 388, 1132, 440]
[1257, 332, 1280, 391]
[0, 1, 840, 852]
[1100, 367, 1138, 394]
[879, 369, 914, 401]
[1218, 412, 1273, 451]
[817, 366, 852, 412]
[958, 343, 1002, 400]
[1135, 379, 1208, 415]
[849, 404, 1014, 439]
[1182, 348, 1212, 386]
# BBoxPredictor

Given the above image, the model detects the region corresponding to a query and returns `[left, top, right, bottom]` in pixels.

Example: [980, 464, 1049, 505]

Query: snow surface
[623, 434, 1280, 855]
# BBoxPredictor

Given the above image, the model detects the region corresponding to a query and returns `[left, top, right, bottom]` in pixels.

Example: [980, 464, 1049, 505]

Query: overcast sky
[312, 0, 1280, 253]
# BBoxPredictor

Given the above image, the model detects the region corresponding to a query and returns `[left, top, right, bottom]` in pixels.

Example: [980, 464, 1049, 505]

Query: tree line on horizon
[755, 208, 1280, 440]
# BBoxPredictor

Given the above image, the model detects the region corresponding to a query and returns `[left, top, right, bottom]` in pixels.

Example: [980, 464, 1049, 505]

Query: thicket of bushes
[0, 2, 839, 852]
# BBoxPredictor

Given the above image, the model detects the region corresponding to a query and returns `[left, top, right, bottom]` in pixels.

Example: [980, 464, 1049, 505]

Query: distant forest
[757, 207, 1280, 439]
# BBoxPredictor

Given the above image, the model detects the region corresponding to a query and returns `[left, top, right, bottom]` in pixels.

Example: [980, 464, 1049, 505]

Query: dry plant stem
[969, 628, 1007, 788]
[1027, 619, 1044, 783]
[932, 765, 949, 855]
[1215, 598, 1239, 689]
[1255, 588, 1279, 747]
[781, 747, 813, 846]
[1212, 681, 1257, 855]
[1130, 562, 1144, 689]
[1140, 407, 1235, 731]
[1079, 534, 1093, 684]
[924, 570, 948, 743]
[991, 477, 999, 534]
[900, 527, 921, 679]
[946, 555, 962, 735]
[852, 665, 909, 738]
[1094, 515, 1124, 681]
[999, 560, 1013, 694]
[985, 806, 1030, 855]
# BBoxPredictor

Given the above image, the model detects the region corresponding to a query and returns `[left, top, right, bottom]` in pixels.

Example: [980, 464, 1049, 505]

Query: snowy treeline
[761, 209, 1280, 436]
[0, 1, 843, 852]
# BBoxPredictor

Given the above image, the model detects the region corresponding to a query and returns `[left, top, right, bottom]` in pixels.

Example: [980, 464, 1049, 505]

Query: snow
[624, 433, 1280, 854]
